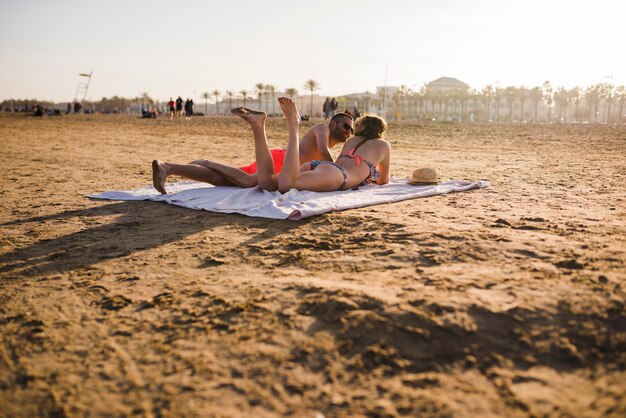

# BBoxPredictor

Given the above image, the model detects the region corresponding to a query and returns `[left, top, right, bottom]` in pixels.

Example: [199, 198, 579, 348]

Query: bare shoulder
[303, 123, 330, 144]
[377, 138, 391, 150]
[308, 123, 330, 135]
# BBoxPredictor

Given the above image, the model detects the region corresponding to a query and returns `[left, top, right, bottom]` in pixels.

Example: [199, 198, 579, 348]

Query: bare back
[336, 136, 391, 187]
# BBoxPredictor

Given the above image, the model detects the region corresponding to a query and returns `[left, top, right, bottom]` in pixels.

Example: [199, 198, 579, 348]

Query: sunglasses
[342, 122, 354, 133]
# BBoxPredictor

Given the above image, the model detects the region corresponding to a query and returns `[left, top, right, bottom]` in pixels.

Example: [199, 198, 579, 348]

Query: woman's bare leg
[276, 97, 344, 192]
[276, 97, 301, 193]
[231, 107, 278, 191]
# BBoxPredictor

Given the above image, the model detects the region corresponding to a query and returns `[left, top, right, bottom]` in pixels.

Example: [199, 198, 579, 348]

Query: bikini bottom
[310, 160, 348, 190]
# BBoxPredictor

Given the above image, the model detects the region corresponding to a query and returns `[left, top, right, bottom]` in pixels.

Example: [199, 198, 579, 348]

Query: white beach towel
[89, 178, 490, 220]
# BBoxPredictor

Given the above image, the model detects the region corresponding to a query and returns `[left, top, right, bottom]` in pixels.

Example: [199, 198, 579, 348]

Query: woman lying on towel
[273, 97, 390, 193]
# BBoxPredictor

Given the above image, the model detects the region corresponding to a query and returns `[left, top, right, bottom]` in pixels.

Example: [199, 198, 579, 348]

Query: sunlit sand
[0, 114, 624, 417]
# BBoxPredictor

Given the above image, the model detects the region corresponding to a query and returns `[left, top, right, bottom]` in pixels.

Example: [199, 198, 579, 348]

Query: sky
[0, 0, 624, 103]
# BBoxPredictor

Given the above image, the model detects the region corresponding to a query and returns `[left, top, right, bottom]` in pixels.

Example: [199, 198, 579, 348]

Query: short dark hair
[330, 112, 353, 123]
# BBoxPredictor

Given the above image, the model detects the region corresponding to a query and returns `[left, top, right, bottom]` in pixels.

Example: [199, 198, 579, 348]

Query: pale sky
[0, 0, 624, 102]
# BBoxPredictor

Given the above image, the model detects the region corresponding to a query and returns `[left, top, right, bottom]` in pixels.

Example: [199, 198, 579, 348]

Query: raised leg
[231, 107, 278, 191]
[277, 97, 302, 192]
[277, 97, 344, 192]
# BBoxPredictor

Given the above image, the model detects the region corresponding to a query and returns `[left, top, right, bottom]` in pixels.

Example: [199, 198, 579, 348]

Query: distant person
[175, 96, 183, 118]
[353, 105, 361, 118]
[330, 97, 338, 115]
[323, 97, 331, 120]
[141, 108, 156, 119]
[167, 97, 175, 119]
[184, 98, 193, 119]
[151, 109, 355, 193]
[33, 105, 45, 117]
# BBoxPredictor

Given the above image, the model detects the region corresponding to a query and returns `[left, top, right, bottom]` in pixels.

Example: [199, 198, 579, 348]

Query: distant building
[337, 86, 399, 116]
[337, 79, 477, 119]
[426, 77, 470, 92]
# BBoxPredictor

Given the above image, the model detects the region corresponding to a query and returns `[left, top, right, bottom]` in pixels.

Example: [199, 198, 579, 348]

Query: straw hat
[409, 168, 439, 185]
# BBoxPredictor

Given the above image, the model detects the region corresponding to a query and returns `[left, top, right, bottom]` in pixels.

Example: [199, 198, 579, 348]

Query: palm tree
[481, 85, 494, 121]
[517, 86, 527, 122]
[553, 87, 569, 122]
[456, 89, 469, 122]
[212, 89, 220, 115]
[434, 91, 444, 120]
[442, 91, 452, 121]
[448, 89, 462, 120]
[395, 85, 410, 117]
[616, 85, 625, 125]
[494, 87, 502, 121]
[528, 87, 542, 122]
[570, 87, 581, 122]
[266, 84, 277, 114]
[303, 79, 319, 116]
[226, 90, 234, 112]
[414, 88, 426, 119]
[504, 86, 517, 122]
[468, 89, 480, 122]
[422, 86, 434, 117]
[285, 88, 298, 99]
[239, 90, 249, 107]
[542, 81, 553, 122]
[601, 83, 614, 123]
[254, 83, 264, 111]
[201, 92, 210, 115]
[585, 84, 602, 123]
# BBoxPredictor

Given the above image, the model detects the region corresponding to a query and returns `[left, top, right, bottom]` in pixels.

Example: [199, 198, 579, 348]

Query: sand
[0, 113, 625, 417]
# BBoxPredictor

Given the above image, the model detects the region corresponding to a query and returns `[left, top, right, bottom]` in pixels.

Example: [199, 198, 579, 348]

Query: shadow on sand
[0, 201, 300, 278]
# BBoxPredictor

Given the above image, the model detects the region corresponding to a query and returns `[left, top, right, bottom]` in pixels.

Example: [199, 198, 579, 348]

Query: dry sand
[0, 113, 625, 417]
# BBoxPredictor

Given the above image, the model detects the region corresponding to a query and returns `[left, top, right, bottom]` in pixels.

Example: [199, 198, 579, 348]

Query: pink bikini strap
[347, 148, 361, 166]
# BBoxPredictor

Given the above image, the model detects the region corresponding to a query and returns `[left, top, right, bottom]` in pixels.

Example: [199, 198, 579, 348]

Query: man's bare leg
[231, 107, 279, 191]
[151, 159, 255, 194]
[152, 160, 168, 194]
[276, 97, 301, 192]
[189, 160, 258, 188]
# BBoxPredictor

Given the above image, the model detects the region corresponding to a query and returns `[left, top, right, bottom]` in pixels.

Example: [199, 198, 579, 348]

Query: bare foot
[152, 160, 168, 194]
[277, 97, 301, 126]
[231, 107, 267, 127]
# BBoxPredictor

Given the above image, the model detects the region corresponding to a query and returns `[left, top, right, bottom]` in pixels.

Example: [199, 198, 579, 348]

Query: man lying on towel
[152, 111, 354, 194]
